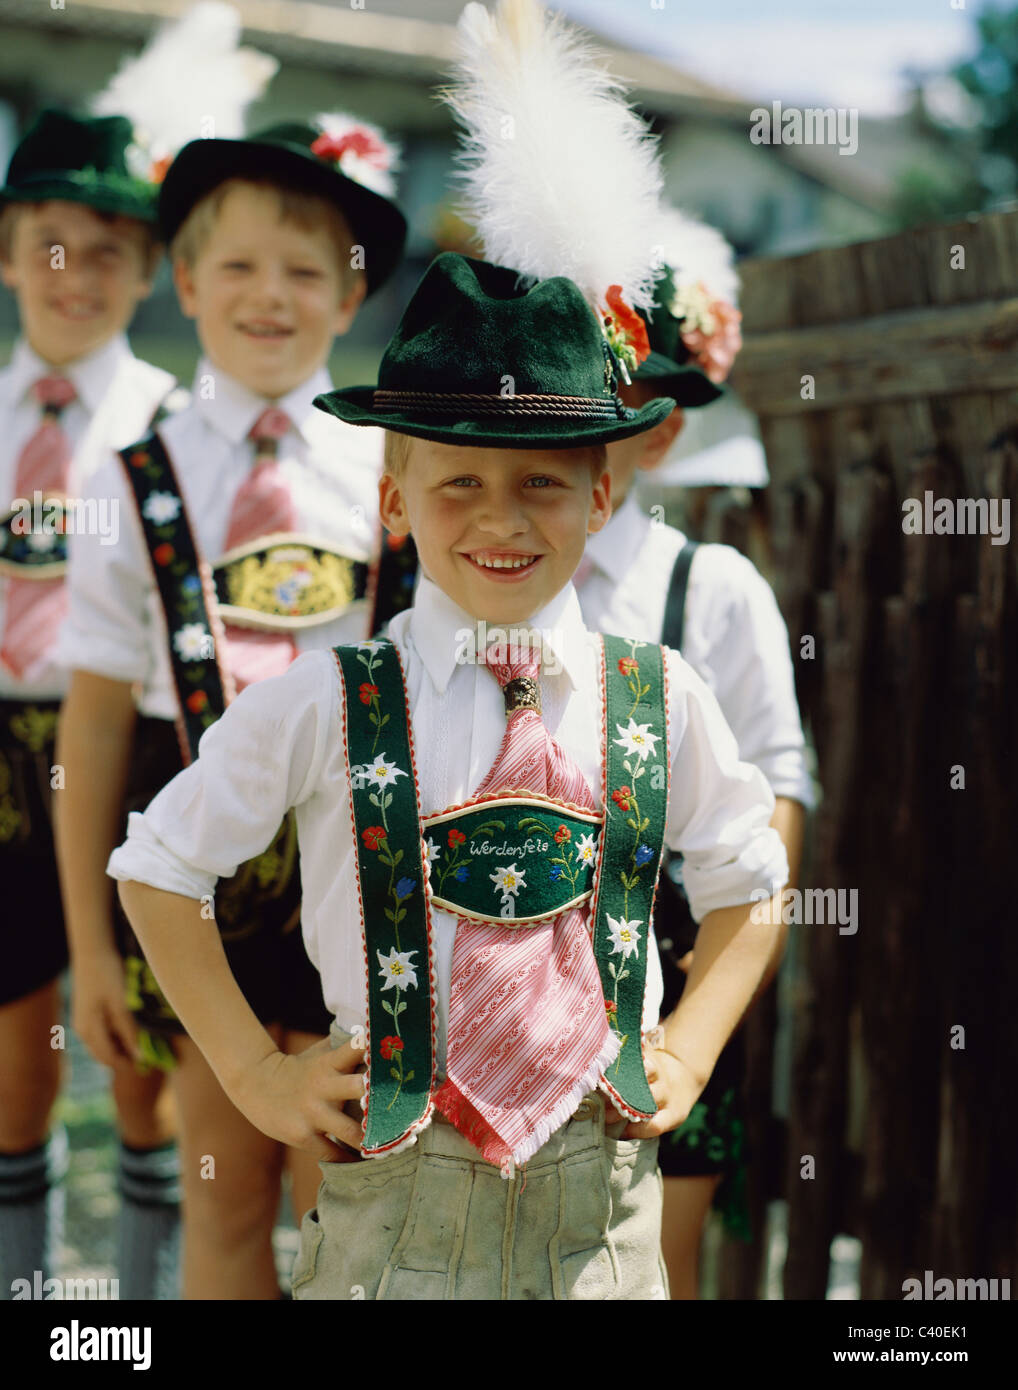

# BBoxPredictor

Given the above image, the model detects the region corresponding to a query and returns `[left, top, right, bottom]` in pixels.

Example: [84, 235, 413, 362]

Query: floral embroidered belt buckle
[212, 534, 369, 631]
[0, 501, 69, 578]
[421, 794, 603, 926]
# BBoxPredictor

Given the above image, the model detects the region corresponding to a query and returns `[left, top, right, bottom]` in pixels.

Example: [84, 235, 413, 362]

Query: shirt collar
[408, 574, 590, 698]
[191, 358, 333, 448]
[10, 333, 132, 415]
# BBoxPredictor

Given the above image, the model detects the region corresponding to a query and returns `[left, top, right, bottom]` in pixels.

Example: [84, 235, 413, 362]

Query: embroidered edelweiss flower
[173, 623, 210, 662]
[366, 753, 408, 789]
[574, 832, 597, 866]
[358, 639, 386, 654]
[377, 947, 418, 992]
[141, 491, 182, 525]
[491, 864, 526, 897]
[422, 836, 440, 864]
[614, 718, 660, 763]
[606, 915, 642, 959]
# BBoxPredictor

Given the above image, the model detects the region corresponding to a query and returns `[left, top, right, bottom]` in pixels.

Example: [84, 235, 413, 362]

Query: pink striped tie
[220, 408, 298, 692]
[434, 642, 616, 1172]
[0, 376, 77, 680]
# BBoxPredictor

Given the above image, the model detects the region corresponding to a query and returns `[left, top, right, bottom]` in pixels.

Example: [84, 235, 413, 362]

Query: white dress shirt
[108, 575, 789, 1064]
[0, 334, 175, 699]
[579, 494, 815, 808]
[57, 359, 385, 719]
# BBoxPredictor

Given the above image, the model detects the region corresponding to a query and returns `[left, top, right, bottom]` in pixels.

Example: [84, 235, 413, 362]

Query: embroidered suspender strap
[118, 433, 236, 765]
[662, 540, 698, 654]
[592, 634, 670, 1120]
[367, 530, 419, 637]
[334, 639, 436, 1155]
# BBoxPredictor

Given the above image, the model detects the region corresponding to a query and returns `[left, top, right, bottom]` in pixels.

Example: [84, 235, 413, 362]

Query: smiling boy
[53, 117, 406, 1299]
[0, 108, 179, 1304]
[107, 252, 788, 1300]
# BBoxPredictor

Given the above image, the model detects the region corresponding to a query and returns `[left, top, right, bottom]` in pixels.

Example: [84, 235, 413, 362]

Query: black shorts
[114, 715, 331, 1041]
[0, 699, 68, 1007]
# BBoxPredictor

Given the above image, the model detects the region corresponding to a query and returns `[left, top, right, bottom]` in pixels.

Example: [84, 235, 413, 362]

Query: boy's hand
[72, 947, 141, 1068]
[603, 1047, 704, 1139]
[229, 1037, 368, 1161]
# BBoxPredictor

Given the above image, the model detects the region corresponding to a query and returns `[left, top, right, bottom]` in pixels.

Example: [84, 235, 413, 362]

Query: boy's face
[605, 382, 684, 511]
[379, 440, 612, 625]
[0, 200, 156, 366]
[173, 183, 365, 400]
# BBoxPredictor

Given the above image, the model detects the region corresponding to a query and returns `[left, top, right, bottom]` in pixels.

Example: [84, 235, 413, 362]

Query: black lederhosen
[0, 698, 68, 1006]
[114, 714, 331, 1042]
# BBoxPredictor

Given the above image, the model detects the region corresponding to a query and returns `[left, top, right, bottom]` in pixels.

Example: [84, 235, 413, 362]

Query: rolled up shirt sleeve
[107, 650, 336, 900]
[664, 648, 789, 922]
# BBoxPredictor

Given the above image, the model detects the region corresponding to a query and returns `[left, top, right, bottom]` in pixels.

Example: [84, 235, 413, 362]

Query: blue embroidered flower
[181, 573, 202, 596]
[549, 865, 565, 881]
[635, 844, 654, 867]
[395, 877, 416, 900]
[453, 864, 470, 882]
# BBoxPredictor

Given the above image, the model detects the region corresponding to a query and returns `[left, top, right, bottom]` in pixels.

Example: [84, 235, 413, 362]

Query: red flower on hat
[379, 1035, 404, 1060]
[149, 154, 172, 186]
[311, 127, 389, 168]
[448, 828, 467, 848]
[186, 691, 208, 714]
[363, 826, 387, 850]
[153, 543, 174, 566]
[359, 682, 379, 705]
[618, 657, 639, 677]
[611, 785, 633, 811]
[603, 285, 651, 368]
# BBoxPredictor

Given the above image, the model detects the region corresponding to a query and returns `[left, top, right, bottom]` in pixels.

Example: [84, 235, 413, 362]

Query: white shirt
[0, 334, 175, 699]
[57, 360, 385, 719]
[107, 575, 789, 1063]
[579, 494, 814, 808]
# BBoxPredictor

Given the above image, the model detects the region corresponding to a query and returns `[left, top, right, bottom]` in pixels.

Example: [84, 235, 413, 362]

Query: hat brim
[0, 175, 158, 224]
[636, 351, 724, 406]
[314, 386, 677, 449]
[158, 140, 407, 295]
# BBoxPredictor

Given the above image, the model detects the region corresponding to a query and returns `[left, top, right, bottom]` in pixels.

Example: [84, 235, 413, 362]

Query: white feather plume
[445, 0, 665, 313]
[92, 2, 277, 176]
[651, 206, 740, 308]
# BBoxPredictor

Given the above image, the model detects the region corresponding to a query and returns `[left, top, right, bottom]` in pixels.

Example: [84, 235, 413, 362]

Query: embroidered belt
[0, 502, 70, 579]
[213, 535, 369, 632]
[335, 633, 670, 1159]
[421, 795, 602, 925]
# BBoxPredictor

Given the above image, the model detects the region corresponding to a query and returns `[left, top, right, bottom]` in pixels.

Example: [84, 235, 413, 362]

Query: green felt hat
[157, 121, 407, 296]
[634, 265, 723, 406]
[314, 253, 675, 449]
[0, 108, 159, 223]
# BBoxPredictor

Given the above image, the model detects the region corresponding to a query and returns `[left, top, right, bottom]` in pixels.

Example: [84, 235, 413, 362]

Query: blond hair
[383, 430, 607, 480]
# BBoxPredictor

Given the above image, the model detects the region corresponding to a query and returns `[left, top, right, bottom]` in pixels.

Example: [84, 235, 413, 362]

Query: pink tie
[434, 642, 616, 1172]
[219, 408, 298, 692]
[0, 376, 77, 680]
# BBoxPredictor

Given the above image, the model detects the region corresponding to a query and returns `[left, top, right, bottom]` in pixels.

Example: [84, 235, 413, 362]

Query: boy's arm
[117, 881, 362, 1157]
[53, 670, 141, 1065]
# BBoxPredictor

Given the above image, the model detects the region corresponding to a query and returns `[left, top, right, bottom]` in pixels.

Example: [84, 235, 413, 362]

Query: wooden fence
[694, 209, 1018, 1299]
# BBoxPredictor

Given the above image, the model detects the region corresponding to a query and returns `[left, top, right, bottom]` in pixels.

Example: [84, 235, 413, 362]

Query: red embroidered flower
[153, 543, 174, 566]
[605, 997, 618, 1018]
[379, 1035, 404, 1060]
[618, 657, 639, 677]
[311, 128, 388, 166]
[448, 828, 467, 848]
[149, 154, 172, 186]
[362, 826, 387, 850]
[611, 785, 633, 811]
[604, 285, 651, 366]
[554, 824, 571, 844]
[129, 450, 149, 468]
[186, 690, 208, 713]
[359, 682, 379, 705]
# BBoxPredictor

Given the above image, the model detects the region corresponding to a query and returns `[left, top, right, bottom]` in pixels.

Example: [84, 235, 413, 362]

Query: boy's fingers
[318, 1108, 363, 1151]
[327, 1038, 368, 1072]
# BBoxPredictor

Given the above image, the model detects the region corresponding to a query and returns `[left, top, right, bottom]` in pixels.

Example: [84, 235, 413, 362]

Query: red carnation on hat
[603, 285, 651, 368]
[311, 127, 389, 168]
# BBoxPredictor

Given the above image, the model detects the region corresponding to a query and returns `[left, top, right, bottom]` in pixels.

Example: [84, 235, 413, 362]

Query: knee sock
[0, 1124, 69, 1299]
[116, 1139, 181, 1301]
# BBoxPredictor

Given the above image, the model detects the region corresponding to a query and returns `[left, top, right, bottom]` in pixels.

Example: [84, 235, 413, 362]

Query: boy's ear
[172, 257, 199, 319]
[378, 470, 411, 537]
[637, 407, 685, 474]
[332, 272, 368, 335]
[587, 468, 613, 535]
